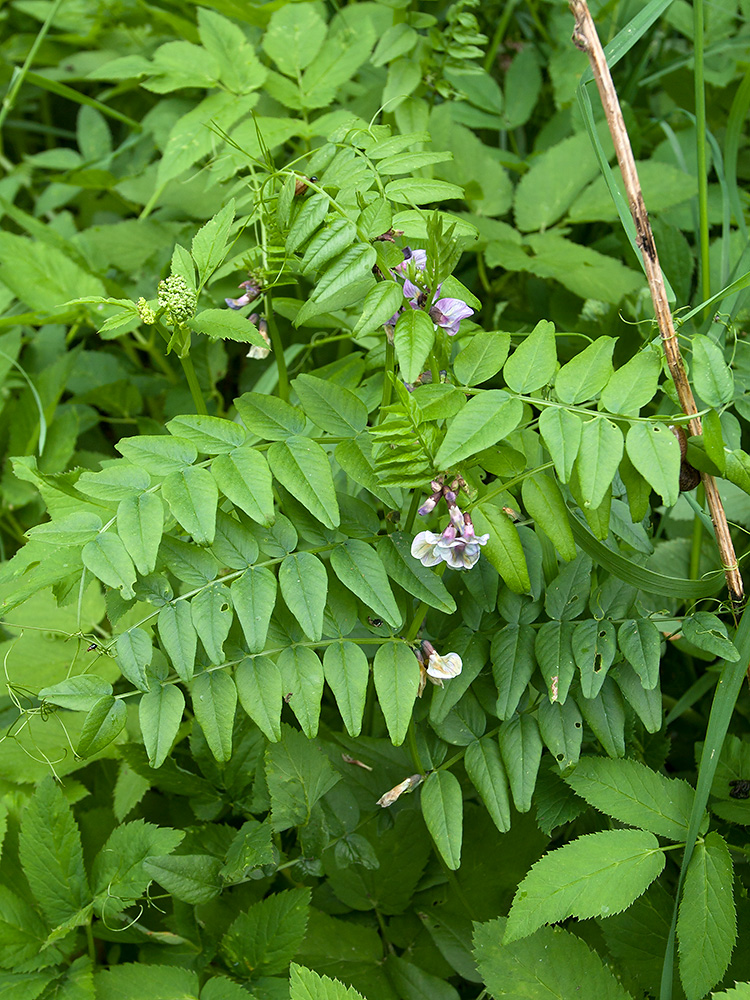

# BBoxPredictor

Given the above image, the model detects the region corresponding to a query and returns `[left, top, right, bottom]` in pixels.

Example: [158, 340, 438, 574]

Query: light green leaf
[82, 532, 136, 599]
[143, 855, 222, 905]
[191, 309, 271, 349]
[378, 532, 456, 613]
[92, 819, 184, 913]
[575, 417, 624, 509]
[279, 552, 327, 642]
[521, 473, 576, 560]
[77, 696, 127, 757]
[505, 829, 665, 943]
[191, 671, 237, 761]
[232, 566, 277, 654]
[287, 194, 329, 253]
[322, 642, 369, 738]
[263, 3, 326, 75]
[302, 219, 359, 277]
[692, 334, 734, 407]
[394, 309, 436, 383]
[464, 737, 511, 833]
[38, 676, 113, 713]
[384, 177, 464, 204]
[222, 889, 311, 978]
[191, 201, 235, 286]
[554, 337, 615, 404]
[502, 320, 557, 393]
[116, 434, 197, 475]
[678, 832, 736, 1000]
[158, 601, 197, 683]
[353, 281, 404, 336]
[565, 757, 696, 840]
[26, 511, 102, 546]
[18, 777, 90, 926]
[162, 466, 218, 545]
[472, 504, 530, 595]
[310, 245, 377, 306]
[93, 965, 199, 1000]
[625, 422, 680, 507]
[166, 414, 247, 454]
[212, 446, 275, 526]
[235, 392, 305, 440]
[266, 725, 340, 831]
[335, 436, 403, 508]
[191, 585, 232, 664]
[278, 646, 325, 738]
[421, 770, 463, 870]
[330, 540, 401, 627]
[236, 656, 283, 742]
[454, 332, 510, 386]
[539, 407, 582, 483]
[618, 618, 661, 689]
[438, 391, 523, 470]
[117, 493, 163, 576]
[292, 375, 367, 436]
[373, 641, 420, 746]
[268, 437, 340, 530]
[600, 349, 661, 416]
[116, 628, 152, 691]
[139, 684, 184, 768]
[498, 714, 542, 813]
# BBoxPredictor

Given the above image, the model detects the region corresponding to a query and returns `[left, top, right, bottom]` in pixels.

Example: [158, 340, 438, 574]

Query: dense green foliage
[2, 1, 750, 999]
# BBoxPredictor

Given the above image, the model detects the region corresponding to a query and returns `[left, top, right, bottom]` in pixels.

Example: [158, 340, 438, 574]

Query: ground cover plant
[1, 0, 750, 998]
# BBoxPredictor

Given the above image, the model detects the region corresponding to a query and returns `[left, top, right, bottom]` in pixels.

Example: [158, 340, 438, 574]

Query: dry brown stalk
[569, 0, 744, 605]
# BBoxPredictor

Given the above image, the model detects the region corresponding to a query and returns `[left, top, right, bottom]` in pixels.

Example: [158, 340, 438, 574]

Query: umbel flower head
[157, 274, 196, 324]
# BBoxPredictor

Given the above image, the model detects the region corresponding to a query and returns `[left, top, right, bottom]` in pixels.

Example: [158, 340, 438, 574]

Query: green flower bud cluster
[157, 275, 196, 324]
[136, 297, 156, 325]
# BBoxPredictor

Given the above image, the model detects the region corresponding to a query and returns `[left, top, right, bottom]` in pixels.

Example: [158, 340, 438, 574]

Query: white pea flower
[422, 640, 463, 688]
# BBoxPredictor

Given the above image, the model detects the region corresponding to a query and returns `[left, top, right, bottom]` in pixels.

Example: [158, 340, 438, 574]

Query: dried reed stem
[569, 0, 744, 604]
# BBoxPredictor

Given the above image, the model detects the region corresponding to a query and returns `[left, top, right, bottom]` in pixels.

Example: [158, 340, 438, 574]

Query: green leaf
[116, 628, 152, 691]
[221, 819, 274, 883]
[394, 309, 436, 383]
[539, 408, 582, 483]
[292, 375, 368, 436]
[235, 392, 305, 440]
[82, 532, 136, 599]
[505, 829, 665, 943]
[576, 677, 626, 758]
[92, 819, 184, 913]
[574, 417, 624, 509]
[677, 832, 736, 1000]
[472, 504, 530, 595]
[491, 624, 536, 720]
[263, 3, 326, 75]
[191, 201, 235, 287]
[612, 662, 662, 733]
[353, 281, 404, 336]
[232, 566, 278, 654]
[191, 584, 232, 664]
[191, 671, 237, 761]
[322, 642, 369, 738]
[116, 434, 198, 475]
[290, 964, 366, 1000]
[618, 619, 661, 689]
[600, 349, 661, 416]
[373, 641, 421, 746]
[212, 446, 275, 526]
[377, 533, 456, 614]
[166, 414, 247, 454]
[335, 436, 403, 508]
[236, 656, 283, 742]
[279, 552, 328, 642]
[474, 918, 634, 1000]
[454, 332, 510, 386]
[162, 466, 218, 546]
[309, 245, 377, 307]
[464, 737, 511, 833]
[682, 612, 740, 661]
[265, 725, 340, 831]
[573, 619, 617, 699]
[191, 308, 271, 349]
[521, 473, 576, 560]
[117, 493, 164, 576]
[287, 194, 329, 253]
[625, 422, 680, 507]
[27, 511, 102, 546]
[93, 964, 199, 1000]
[537, 698, 583, 771]
[158, 601, 197, 683]
[498, 714, 542, 813]
[565, 757, 696, 840]
[435, 390, 523, 469]
[139, 684, 184, 769]
[554, 338, 616, 405]
[268, 437, 340, 530]
[222, 889, 311, 977]
[502, 320, 557, 393]
[143, 854, 222, 905]
[535, 620, 577, 703]
[302, 219, 359, 277]
[278, 646, 325, 738]
[421, 770, 463, 870]
[692, 334, 734, 407]
[384, 177, 464, 204]
[38, 676, 113, 712]
[18, 777, 90, 926]
[330, 540, 401, 627]
[77, 696, 127, 757]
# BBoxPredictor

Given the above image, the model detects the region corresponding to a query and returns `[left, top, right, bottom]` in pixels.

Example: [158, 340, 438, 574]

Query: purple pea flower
[225, 277, 261, 310]
[429, 296, 474, 337]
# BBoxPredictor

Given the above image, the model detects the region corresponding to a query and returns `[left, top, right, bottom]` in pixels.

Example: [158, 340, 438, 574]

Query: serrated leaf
[268, 437, 340, 530]
[221, 889, 311, 977]
[139, 684, 185, 769]
[498, 714, 542, 812]
[93, 964, 199, 1000]
[191, 671, 237, 761]
[266, 725, 340, 831]
[394, 308, 436, 383]
[625, 422, 680, 508]
[521, 473, 576, 561]
[322, 642, 369, 738]
[191, 309, 271, 349]
[92, 819, 184, 913]
[503, 320, 557, 393]
[191, 201, 234, 286]
[464, 737, 511, 833]
[678, 832, 736, 1000]
[278, 646, 324, 738]
[117, 493, 164, 576]
[421, 770, 463, 870]
[330, 540, 401, 627]
[158, 601, 197, 682]
[373, 641, 420, 746]
[236, 656, 283, 742]
[435, 390, 523, 469]
[162, 466, 218, 545]
[565, 757, 695, 840]
[539, 407, 582, 483]
[504, 829, 665, 943]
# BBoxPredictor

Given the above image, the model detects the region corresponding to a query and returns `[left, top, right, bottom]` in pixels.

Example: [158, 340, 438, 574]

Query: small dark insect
[87, 643, 97, 651]
[294, 175, 318, 196]
[729, 779, 750, 799]
[367, 617, 384, 628]
[283, 692, 293, 704]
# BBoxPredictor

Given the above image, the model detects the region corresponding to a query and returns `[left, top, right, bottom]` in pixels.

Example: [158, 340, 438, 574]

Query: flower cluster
[388, 247, 474, 337]
[411, 484, 489, 571]
[157, 275, 196, 324]
[225, 276, 262, 310]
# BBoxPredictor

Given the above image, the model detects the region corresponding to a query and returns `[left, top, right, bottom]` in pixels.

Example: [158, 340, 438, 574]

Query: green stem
[179, 355, 207, 415]
[429, 351, 440, 385]
[693, 0, 711, 315]
[404, 489, 422, 534]
[86, 920, 96, 965]
[483, 0, 517, 71]
[380, 338, 395, 422]
[407, 720, 424, 774]
[264, 291, 289, 402]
